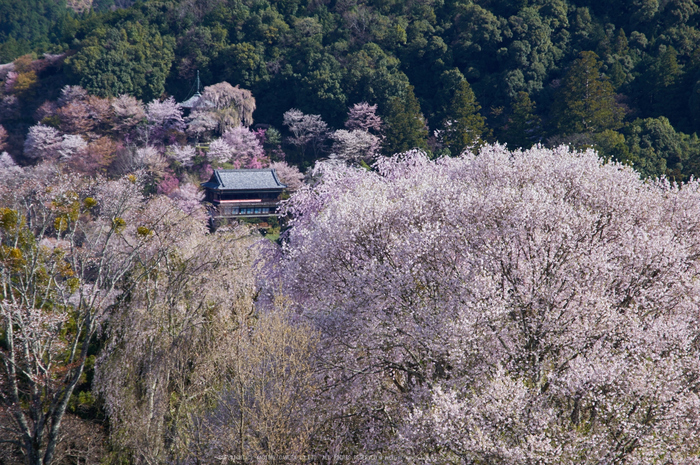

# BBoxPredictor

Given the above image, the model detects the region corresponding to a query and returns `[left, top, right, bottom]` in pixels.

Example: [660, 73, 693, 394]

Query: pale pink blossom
[166, 144, 196, 167]
[270, 161, 304, 191]
[330, 128, 381, 162]
[283, 109, 328, 157]
[277, 143, 700, 462]
[345, 102, 383, 133]
[23, 123, 61, 160]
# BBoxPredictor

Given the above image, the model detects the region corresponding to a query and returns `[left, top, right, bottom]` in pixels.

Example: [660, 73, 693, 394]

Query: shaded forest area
[2, 0, 700, 178]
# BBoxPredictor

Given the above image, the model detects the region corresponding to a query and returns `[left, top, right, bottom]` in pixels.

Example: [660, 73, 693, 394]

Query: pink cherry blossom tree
[345, 102, 383, 134]
[4, 71, 18, 93]
[277, 144, 700, 462]
[205, 138, 234, 165]
[269, 161, 304, 192]
[205, 128, 269, 168]
[168, 183, 206, 222]
[193, 82, 256, 133]
[57, 85, 89, 107]
[165, 144, 196, 167]
[221, 126, 268, 168]
[146, 97, 186, 143]
[157, 172, 180, 195]
[57, 134, 87, 161]
[111, 94, 146, 135]
[185, 110, 218, 141]
[0, 151, 21, 183]
[23, 123, 61, 160]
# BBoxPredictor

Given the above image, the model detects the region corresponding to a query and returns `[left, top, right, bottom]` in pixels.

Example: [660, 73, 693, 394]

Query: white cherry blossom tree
[278, 144, 700, 463]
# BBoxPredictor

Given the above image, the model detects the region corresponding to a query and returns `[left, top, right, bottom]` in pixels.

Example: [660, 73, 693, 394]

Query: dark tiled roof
[180, 92, 201, 109]
[202, 169, 287, 191]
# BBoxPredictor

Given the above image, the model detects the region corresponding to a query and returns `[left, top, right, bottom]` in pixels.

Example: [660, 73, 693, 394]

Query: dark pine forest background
[2, 0, 700, 178]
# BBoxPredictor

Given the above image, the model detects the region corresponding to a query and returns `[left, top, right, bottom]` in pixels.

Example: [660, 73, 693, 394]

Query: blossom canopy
[279, 144, 700, 463]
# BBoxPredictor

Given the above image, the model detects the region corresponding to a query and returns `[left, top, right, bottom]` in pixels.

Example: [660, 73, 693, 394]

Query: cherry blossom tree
[0, 124, 7, 151]
[57, 134, 87, 161]
[278, 144, 700, 462]
[283, 109, 328, 159]
[185, 110, 217, 141]
[0, 96, 19, 121]
[165, 144, 196, 167]
[58, 101, 95, 134]
[34, 101, 58, 122]
[157, 172, 180, 195]
[168, 183, 206, 222]
[0, 151, 17, 169]
[85, 95, 113, 134]
[0, 151, 21, 183]
[345, 102, 383, 134]
[269, 161, 304, 192]
[330, 129, 381, 163]
[111, 94, 146, 135]
[57, 85, 89, 107]
[53, 87, 112, 136]
[328, 103, 384, 163]
[4, 71, 18, 93]
[68, 136, 119, 175]
[221, 125, 268, 167]
[146, 96, 186, 143]
[23, 124, 61, 160]
[194, 82, 256, 133]
[205, 128, 269, 168]
[206, 138, 234, 165]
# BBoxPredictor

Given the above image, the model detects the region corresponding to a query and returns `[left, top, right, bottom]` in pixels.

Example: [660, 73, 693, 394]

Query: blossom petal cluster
[279, 144, 700, 462]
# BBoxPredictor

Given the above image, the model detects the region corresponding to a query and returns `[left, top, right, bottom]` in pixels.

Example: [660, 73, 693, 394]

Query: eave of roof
[201, 169, 287, 191]
[180, 92, 202, 109]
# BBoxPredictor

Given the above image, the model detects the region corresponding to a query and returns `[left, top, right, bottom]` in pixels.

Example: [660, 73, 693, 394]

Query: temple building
[201, 169, 287, 218]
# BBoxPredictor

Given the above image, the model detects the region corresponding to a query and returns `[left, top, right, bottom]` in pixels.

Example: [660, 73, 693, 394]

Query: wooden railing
[207, 201, 281, 218]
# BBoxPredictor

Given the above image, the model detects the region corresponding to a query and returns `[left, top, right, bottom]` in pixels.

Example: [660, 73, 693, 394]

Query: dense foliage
[279, 145, 700, 463]
[3, 89, 700, 463]
[4, 0, 700, 463]
[0, 0, 73, 63]
[3, 0, 700, 175]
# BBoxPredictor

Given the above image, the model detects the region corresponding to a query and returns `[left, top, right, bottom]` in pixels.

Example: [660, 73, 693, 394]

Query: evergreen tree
[65, 22, 175, 103]
[441, 80, 488, 155]
[501, 91, 541, 149]
[382, 85, 428, 155]
[639, 46, 685, 123]
[552, 51, 625, 135]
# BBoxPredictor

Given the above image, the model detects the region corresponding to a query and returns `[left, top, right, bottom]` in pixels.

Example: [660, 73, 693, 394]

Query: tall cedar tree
[642, 46, 684, 122]
[501, 91, 542, 149]
[552, 51, 625, 135]
[441, 80, 488, 155]
[382, 85, 428, 155]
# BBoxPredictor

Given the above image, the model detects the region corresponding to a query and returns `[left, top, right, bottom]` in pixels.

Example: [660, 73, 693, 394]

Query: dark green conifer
[552, 51, 625, 135]
[441, 80, 488, 155]
[382, 85, 429, 155]
[502, 91, 541, 149]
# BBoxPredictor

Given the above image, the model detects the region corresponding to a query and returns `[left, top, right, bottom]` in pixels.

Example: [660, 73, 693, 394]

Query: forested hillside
[4, 1, 700, 464]
[2, 0, 700, 176]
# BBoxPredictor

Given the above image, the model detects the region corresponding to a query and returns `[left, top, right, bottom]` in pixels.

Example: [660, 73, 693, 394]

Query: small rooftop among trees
[202, 168, 287, 218]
